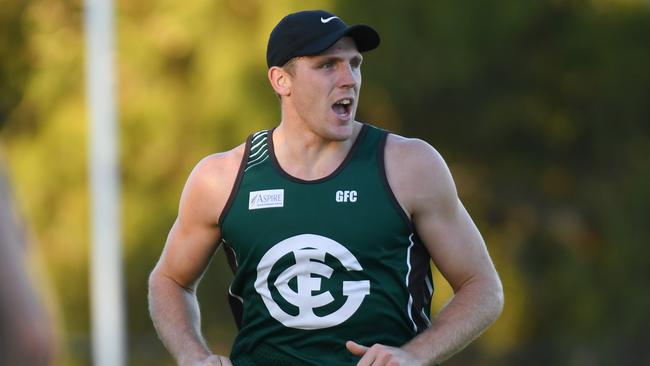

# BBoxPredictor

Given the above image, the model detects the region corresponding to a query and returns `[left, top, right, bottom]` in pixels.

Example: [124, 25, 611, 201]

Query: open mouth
[332, 98, 353, 120]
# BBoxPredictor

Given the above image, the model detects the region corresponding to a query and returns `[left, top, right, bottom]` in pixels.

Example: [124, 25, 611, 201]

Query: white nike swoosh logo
[320, 16, 339, 23]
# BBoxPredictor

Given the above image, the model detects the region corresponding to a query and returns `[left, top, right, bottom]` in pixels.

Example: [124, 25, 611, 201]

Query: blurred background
[1, 0, 649, 365]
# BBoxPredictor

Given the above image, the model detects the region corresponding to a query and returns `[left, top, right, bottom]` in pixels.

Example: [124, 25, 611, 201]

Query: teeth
[337, 99, 352, 105]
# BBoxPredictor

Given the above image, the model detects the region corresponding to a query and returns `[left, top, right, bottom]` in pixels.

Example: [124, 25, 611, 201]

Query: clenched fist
[346, 341, 423, 366]
[191, 355, 233, 366]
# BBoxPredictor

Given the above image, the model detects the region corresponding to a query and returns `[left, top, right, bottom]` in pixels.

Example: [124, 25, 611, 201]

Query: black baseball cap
[266, 10, 380, 68]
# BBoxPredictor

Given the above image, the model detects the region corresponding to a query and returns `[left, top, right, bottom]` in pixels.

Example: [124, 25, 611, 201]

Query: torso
[216, 124, 433, 366]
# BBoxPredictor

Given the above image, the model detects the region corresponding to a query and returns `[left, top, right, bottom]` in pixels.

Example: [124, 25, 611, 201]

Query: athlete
[148, 10, 503, 366]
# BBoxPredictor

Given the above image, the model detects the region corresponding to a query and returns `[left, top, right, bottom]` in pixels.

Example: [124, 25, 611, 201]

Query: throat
[281, 144, 346, 180]
[271, 124, 363, 181]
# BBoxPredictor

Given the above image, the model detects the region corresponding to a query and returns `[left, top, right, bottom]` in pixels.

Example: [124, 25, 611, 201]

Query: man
[149, 10, 503, 366]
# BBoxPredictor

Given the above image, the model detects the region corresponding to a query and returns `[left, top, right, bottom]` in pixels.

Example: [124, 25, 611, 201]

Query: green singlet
[219, 124, 433, 366]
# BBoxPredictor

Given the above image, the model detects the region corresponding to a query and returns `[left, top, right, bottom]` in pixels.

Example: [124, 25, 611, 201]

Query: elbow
[495, 288, 505, 320]
[147, 267, 195, 298]
[148, 266, 172, 293]
[147, 267, 166, 307]
[148, 267, 160, 289]
[490, 277, 505, 322]
[147, 268, 159, 297]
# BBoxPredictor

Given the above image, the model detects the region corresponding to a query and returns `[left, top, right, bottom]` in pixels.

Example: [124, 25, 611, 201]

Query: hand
[191, 354, 233, 366]
[346, 341, 423, 366]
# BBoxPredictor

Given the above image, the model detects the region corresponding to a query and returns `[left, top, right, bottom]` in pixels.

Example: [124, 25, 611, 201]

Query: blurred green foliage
[1, 0, 649, 365]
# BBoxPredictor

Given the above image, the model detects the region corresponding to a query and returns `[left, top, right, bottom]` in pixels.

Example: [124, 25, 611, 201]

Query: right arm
[148, 147, 242, 366]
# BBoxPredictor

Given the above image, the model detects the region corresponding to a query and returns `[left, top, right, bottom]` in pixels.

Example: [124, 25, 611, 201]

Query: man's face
[286, 37, 363, 141]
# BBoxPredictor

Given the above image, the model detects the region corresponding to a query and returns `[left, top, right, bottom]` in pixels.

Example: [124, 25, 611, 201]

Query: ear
[268, 66, 292, 97]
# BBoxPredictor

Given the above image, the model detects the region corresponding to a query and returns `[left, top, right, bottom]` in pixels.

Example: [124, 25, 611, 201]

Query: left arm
[347, 136, 503, 366]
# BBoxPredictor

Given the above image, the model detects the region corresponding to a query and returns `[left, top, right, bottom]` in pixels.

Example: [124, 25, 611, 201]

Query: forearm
[148, 272, 214, 365]
[403, 277, 504, 365]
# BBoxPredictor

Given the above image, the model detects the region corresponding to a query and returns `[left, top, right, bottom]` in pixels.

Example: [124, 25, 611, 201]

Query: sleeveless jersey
[219, 124, 433, 366]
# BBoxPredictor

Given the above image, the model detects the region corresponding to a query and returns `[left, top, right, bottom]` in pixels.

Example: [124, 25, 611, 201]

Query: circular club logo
[254, 234, 370, 330]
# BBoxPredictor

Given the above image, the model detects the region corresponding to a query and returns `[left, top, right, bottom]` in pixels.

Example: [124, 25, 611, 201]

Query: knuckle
[376, 350, 393, 363]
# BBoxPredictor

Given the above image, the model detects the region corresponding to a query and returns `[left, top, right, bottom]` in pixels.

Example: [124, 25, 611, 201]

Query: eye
[320, 61, 335, 69]
[351, 57, 363, 69]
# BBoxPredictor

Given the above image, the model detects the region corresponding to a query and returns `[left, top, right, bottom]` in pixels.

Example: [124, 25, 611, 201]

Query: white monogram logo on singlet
[254, 234, 370, 330]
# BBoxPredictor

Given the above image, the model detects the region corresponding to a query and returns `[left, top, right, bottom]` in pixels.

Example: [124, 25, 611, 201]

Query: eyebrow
[313, 54, 364, 63]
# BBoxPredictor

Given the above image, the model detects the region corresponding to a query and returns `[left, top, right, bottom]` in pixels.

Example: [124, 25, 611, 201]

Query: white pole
[83, 0, 126, 365]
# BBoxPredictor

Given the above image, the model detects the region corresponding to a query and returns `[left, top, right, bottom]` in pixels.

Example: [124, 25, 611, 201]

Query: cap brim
[296, 24, 380, 59]
[345, 24, 381, 52]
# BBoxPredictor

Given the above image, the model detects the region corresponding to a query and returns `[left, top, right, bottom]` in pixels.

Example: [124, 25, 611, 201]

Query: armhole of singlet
[217, 134, 254, 229]
[377, 132, 416, 232]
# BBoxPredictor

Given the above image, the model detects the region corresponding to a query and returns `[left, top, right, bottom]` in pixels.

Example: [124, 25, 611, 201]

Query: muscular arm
[396, 137, 503, 364]
[348, 136, 503, 365]
[148, 148, 242, 366]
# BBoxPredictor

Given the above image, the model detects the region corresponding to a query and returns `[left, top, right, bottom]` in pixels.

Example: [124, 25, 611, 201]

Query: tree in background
[1, 0, 649, 365]
[339, 0, 650, 364]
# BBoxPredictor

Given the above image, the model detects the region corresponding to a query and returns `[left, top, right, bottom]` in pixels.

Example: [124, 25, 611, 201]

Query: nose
[338, 63, 358, 89]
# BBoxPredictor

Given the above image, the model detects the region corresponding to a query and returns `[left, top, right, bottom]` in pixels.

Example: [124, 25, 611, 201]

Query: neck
[272, 119, 363, 181]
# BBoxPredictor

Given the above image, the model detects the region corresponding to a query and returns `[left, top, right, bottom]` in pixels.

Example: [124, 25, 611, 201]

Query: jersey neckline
[267, 123, 369, 184]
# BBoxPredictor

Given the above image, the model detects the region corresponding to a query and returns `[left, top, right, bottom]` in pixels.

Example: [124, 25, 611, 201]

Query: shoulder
[384, 133, 453, 188]
[178, 143, 246, 226]
[384, 133, 458, 218]
[384, 134, 446, 169]
[191, 143, 246, 183]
